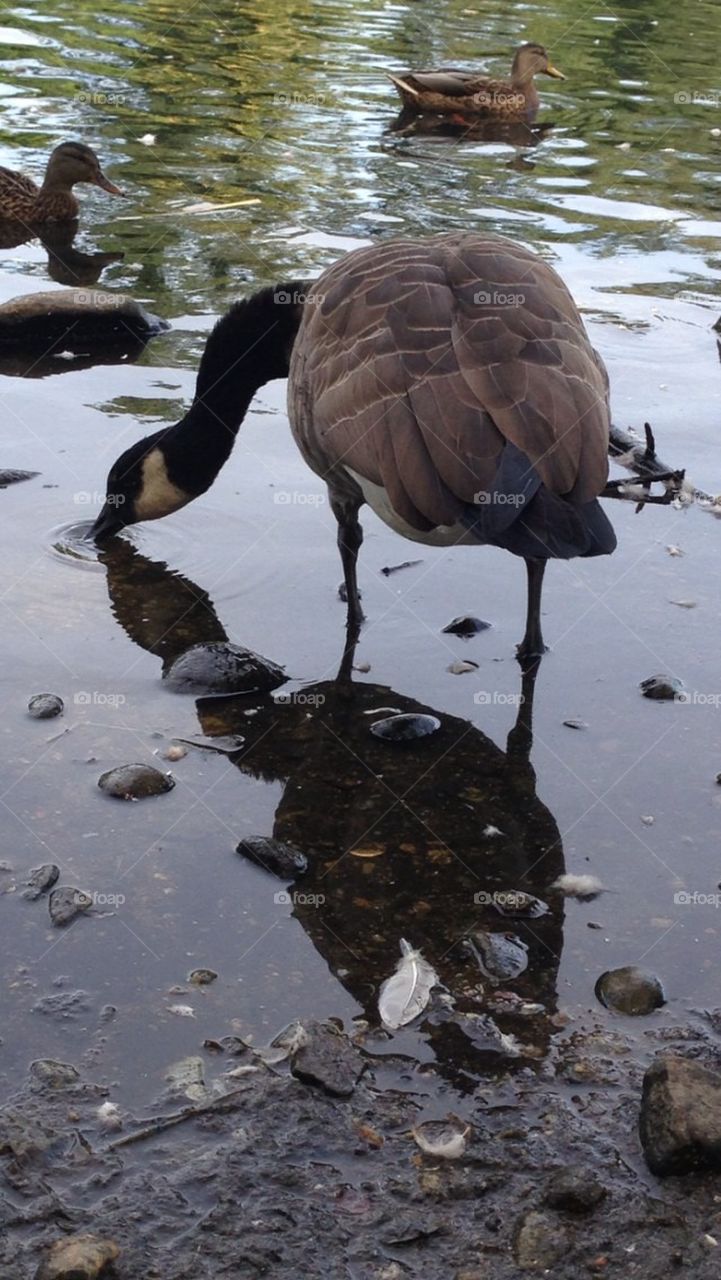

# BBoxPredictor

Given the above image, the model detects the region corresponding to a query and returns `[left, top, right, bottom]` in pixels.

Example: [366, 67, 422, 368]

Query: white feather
[379, 938, 437, 1030]
[552, 873, 605, 899]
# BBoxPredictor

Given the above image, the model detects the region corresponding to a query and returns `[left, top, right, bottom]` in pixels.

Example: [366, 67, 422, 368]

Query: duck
[0, 142, 123, 223]
[90, 231, 616, 662]
[387, 42, 564, 118]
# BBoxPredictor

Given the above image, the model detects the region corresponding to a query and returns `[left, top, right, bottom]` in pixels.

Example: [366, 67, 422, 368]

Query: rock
[22, 863, 60, 900]
[640, 1055, 721, 1176]
[203, 1035, 247, 1056]
[370, 712, 441, 743]
[595, 966, 665, 1015]
[465, 931, 528, 983]
[236, 835, 307, 879]
[27, 693, 63, 719]
[163, 641, 285, 695]
[188, 968, 218, 985]
[33, 991, 90, 1020]
[29, 1059, 80, 1089]
[290, 1021, 364, 1097]
[543, 1166, 607, 1214]
[49, 887, 92, 926]
[640, 674, 684, 701]
[0, 468, 39, 487]
[98, 763, 174, 799]
[0, 288, 166, 346]
[513, 1210, 569, 1270]
[35, 1232, 120, 1279]
[442, 615, 490, 637]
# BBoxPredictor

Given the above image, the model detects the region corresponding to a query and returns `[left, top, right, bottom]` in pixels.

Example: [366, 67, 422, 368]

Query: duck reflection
[388, 109, 556, 149]
[100, 540, 566, 1083]
[0, 218, 123, 284]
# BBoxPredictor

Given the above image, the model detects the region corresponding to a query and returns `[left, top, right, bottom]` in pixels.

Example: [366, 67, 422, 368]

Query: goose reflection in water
[99, 539, 567, 1085]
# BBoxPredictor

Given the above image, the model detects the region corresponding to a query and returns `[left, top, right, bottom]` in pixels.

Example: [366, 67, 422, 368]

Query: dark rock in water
[442, 615, 491, 637]
[98, 763, 174, 800]
[370, 712, 441, 743]
[22, 863, 60, 900]
[640, 674, 684, 701]
[189, 968, 218, 986]
[203, 1035, 247, 1057]
[466, 930, 528, 983]
[0, 288, 167, 346]
[290, 1021, 364, 1097]
[35, 1232, 120, 1280]
[0, 468, 39, 487]
[640, 1054, 721, 1176]
[49, 887, 92, 926]
[543, 1166, 607, 1214]
[163, 641, 286, 696]
[29, 1059, 80, 1089]
[513, 1210, 569, 1270]
[27, 693, 63, 719]
[595, 966, 665, 1015]
[236, 835, 307, 880]
[492, 890, 549, 919]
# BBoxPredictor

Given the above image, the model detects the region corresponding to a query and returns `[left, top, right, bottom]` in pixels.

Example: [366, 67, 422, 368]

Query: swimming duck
[91, 231, 616, 662]
[387, 42, 564, 118]
[0, 142, 123, 223]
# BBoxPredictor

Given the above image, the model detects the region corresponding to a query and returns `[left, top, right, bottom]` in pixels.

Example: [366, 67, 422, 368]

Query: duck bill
[543, 64, 565, 80]
[89, 504, 124, 541]
[94, 171, 124, 196]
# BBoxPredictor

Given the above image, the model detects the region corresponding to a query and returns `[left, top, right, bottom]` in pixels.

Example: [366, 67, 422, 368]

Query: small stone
[513, 1210, 569, 1270]
[35, 1233, 120, 1279]
[543, 1166, 607, 1214]
[290, 1021, 364, 1097]
[22, 864, 60, 900]
[442, 615, 490, 637]
[98, 763, 174, 799]
[563, 718, 588, 730]
[640, 1054, 721, 1176]
[29, 1059, 80, 1089]
[447, 659, 479, 674]
[640, 674, 684, 701]
[27, 693, 63, 719]
[188, 968, 218, 985]
[163, 744, 187, 761]
[465, 931, 528, 983]
[236, 835, 307, 880]
[49, 887, 92, 926]
[370, 712, 441, 742]
[595, 966, 665, 1015]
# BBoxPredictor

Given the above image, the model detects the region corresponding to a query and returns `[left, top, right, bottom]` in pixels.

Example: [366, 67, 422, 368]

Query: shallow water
[1, 0, 721, 1108]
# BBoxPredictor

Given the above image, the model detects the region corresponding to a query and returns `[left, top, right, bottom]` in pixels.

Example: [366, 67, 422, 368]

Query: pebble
[188, 968, 218, 985]
[466, 930, 528, 983]
[236, 835, 307, 879]
[290, 1020, 364, 1097]
[98, 763, 175, 799]
[22, 863, 59, 900]
[543, 1165, 607, 1214]
[595, 966, 665, 1015]
[442, 615, 490, 637]
[35, 1233, 120, 1280]
[48, 887, 92, 927]
[447, 659, 479, 674]
[163, 744, 188, 761]
[412, 1115, 470, 1158]
[370, 712, 441, 743]
[27, 693, 63, 719]
[639, 674, 684, 701]
[640, 1054, 721, 1175]
[29, 1059, 80, 1089]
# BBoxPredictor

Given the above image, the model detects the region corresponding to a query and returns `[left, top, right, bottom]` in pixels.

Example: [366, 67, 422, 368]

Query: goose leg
[516, 557, 547, 664]
[332, 497, 364, 630]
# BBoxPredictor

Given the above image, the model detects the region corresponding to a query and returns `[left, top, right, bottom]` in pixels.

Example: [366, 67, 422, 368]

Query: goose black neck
[164, 281, 308, 493]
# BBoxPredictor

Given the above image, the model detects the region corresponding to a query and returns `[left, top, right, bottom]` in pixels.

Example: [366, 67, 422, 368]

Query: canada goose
[0, 142, 123, 222]
[91, 232, 616, 661]
[387, 43, 565, 119]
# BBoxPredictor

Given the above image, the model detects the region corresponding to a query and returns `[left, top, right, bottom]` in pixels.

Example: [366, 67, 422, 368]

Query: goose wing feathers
[289, 233, 610, 533]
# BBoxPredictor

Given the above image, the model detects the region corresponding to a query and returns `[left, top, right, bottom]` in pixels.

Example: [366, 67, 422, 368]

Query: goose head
[91, 432, 194, 541]
[511, 43, 565, 84]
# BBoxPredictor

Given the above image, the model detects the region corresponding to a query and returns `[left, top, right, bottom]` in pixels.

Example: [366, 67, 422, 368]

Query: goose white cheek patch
[134, 448, 192, 521]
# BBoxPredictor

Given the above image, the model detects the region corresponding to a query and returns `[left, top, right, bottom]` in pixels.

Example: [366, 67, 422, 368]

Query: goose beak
[543, 64, 565, 80]
[94, 170, 125, 196]
[90, 504, 124, 542]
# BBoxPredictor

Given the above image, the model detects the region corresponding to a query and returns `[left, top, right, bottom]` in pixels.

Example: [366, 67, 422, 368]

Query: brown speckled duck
[0, 142, 123, 223]
[387, 42, 564, 118]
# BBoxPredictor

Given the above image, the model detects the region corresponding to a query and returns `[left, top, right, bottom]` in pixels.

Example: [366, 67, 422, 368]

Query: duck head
[43, 142, 124, 196]
[512, 43, 565, 84]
